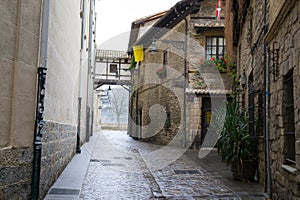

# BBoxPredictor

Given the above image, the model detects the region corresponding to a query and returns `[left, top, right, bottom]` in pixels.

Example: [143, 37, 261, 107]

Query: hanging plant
[129, 54, 137, 70]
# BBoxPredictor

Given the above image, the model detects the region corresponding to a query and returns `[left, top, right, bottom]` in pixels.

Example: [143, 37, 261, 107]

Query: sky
[95, 0, 180, 51]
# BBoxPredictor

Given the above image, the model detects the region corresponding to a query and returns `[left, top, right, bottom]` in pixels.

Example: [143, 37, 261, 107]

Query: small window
[109, 64, 118, 73]
[205, 36, 226, 59]
[163, 51, 168, 66]
[248, 73, 255, 137]
[283, 70, 295, 165]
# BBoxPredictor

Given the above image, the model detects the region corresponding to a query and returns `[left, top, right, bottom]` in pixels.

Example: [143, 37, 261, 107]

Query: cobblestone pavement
[79, 131, 265, 200]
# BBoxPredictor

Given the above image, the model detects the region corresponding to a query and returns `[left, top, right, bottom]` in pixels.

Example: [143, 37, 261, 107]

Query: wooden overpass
[94, 49, 132, 89]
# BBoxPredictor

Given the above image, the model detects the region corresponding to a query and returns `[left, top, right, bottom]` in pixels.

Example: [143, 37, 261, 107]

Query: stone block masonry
[0, 121, 77, 200]
[0, 147, 33, 199]
[40, 121, 77, 199]
[227, 0, 300, 199]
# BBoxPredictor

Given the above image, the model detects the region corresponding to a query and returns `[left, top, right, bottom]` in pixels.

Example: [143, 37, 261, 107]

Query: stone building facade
[0, 0, 93, 199]
[128, 0, 230, 147]
[225, 0, 300, 199]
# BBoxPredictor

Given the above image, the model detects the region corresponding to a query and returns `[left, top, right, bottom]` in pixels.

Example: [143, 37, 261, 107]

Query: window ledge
[281, 164, 297, 174]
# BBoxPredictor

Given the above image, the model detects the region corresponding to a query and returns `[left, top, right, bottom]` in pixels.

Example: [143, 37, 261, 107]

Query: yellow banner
[133, 45, 144, 62]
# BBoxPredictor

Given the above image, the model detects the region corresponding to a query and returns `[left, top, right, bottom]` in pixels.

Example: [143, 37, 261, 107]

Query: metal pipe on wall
[263, 0, 272, 198]
[183, 17, 188, 148]
[92, 11, 97, 133]
[77, 0, 87, 154]
[86, 0, 95, 142]
[31, 0, 50, 199]
[265, 42, 272, 199]
[91, 2, 97, 137]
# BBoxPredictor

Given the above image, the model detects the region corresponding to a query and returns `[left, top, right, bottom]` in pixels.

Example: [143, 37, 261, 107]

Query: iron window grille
[283, 70, 295, 165]
[248, 72, 263, 137]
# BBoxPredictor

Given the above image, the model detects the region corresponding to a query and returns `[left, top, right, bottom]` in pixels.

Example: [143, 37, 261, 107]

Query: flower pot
[156, 68, 167, 78]
[158, 73, 166, 78]
[231, 160, 257, 181]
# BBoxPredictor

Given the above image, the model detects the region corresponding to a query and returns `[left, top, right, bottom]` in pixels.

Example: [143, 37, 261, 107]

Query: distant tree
[110, 88, 128, 129]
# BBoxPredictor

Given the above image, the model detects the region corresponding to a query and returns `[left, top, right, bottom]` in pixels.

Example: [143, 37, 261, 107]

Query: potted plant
[156, 67, 167, 78]
[215, 100, 258, 181]
[200, 56, 228, 73]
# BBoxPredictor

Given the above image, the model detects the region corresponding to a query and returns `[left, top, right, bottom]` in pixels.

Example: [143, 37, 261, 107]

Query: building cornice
[265, 0, 297, 42]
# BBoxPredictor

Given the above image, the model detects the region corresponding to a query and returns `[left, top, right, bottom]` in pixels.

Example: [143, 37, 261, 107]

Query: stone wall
[186, 95, 202, 148]
[0, 122, 77, 200]
[40, 121, 77, 199]
[228, 0, 300, 198]
[266, 0, 300, 199]
[226, 0, 267, 187]
[133, 46, 185, 145]
[130, 0, 228, 146]
[0, 147, 33, 199]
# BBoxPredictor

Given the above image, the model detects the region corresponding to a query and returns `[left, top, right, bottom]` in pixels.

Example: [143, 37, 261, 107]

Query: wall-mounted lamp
[150, 39, 158, 54]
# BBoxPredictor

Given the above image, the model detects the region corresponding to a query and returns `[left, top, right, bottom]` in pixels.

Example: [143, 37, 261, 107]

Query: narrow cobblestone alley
[76, 131, 266, 200]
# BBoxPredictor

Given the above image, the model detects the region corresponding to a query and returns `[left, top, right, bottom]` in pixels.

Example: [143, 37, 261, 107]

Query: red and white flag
[216, 0, 222, 20]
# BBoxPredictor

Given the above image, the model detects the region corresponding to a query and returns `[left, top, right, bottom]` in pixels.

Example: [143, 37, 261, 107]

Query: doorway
[201, 97, 212, 145]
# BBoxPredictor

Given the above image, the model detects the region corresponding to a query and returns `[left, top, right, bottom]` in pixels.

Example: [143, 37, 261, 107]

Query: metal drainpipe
[77, 0, 86, 154]
[135, 65, 139, 139]
[31, 0, 50, 199]
[129, 68, 134, 137]
[263, 0, 272, 197]
[91, 8, 97, 137]
[265, 42, 272, 199]
[86, 0, 94, 142]
[175, 3, 188, 148]
[183, 17, 188, 148]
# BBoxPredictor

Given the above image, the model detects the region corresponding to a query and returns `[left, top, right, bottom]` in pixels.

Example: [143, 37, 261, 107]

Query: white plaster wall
[44, 0, 82, 125]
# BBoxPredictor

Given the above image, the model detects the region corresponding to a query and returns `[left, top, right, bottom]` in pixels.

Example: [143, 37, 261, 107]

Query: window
[109, 64, 117, 73]
[283, 70, 295, 164]
[163, 51, 168, 66]
[248, 71, 263, 136]
[248, 73, 255, 137]
[205, 37, 226, 59]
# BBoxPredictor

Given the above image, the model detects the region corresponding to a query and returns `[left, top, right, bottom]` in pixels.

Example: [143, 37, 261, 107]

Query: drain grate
[102, 163, 125, 167]
[174, 169, 200, 174]
[90, 159, 111, 163]
[90, 159, 100, 162]
[113, 156, 133, 160]
[165, 195, 239, 199]
[49, 188, 80, 195]
[98, 159, 112, 163]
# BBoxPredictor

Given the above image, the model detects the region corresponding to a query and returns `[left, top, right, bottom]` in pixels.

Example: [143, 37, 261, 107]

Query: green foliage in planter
[200, 56, 228, 73]
[156, 68, 167, 78]
[215, 100, 258, 165]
